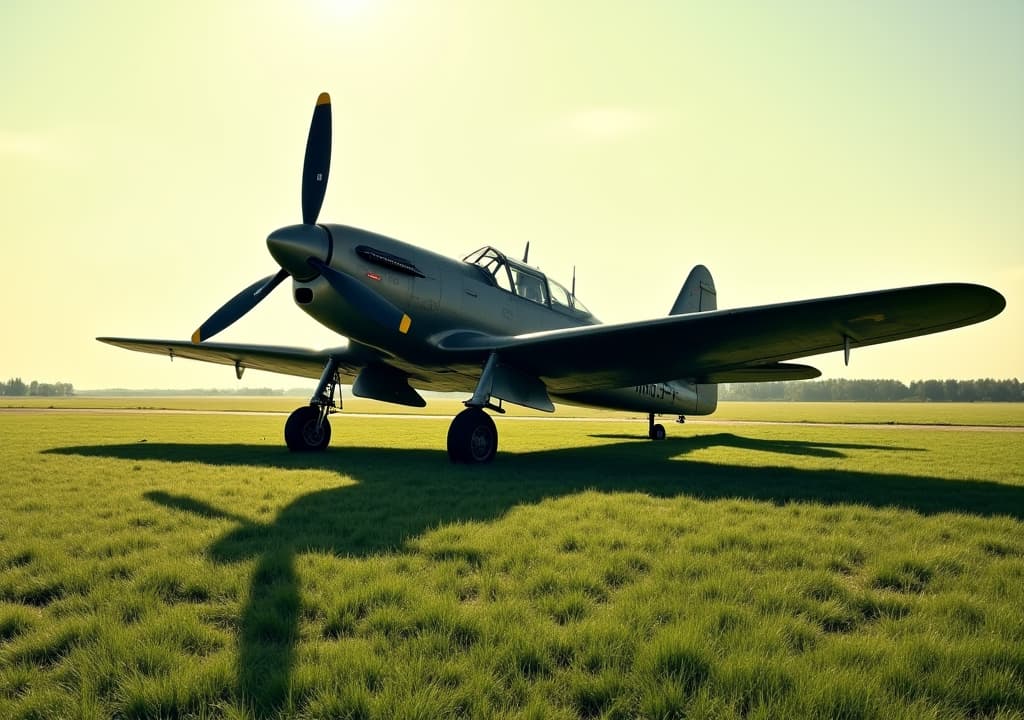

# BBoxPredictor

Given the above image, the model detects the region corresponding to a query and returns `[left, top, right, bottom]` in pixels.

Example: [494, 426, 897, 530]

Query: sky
[2, 0, 1021, 390]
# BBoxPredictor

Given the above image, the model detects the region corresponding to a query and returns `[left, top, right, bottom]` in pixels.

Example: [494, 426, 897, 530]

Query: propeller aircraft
[100, 93, 1006, 463]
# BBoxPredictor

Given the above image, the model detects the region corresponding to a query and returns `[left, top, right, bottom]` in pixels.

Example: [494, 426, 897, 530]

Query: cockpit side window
[493, 263, 513, 292]
[548, 279, 572, 309]
[514, 270, 548, 305]
[549, 278, 591, 315]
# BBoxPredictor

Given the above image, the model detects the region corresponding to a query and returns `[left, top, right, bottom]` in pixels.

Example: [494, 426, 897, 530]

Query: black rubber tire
[284, 406, 331, 452]
[649, 423, 666, 441]
[447, 408, 498, 464]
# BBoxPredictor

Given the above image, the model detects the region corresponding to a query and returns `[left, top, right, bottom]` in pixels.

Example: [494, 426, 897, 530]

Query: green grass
[709, 401, 1024, 427]
[1, 410, 1023, 718]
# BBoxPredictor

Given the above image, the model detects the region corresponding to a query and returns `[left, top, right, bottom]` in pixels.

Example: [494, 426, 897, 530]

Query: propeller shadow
[44, 435, 1024, 714]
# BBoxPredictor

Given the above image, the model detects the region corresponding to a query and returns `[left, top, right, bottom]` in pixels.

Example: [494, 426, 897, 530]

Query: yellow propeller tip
[316, 92, 331, 106]
[191, 329, 202, 344]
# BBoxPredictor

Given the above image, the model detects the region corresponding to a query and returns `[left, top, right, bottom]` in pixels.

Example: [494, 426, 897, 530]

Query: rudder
[670, 264, 716, 314]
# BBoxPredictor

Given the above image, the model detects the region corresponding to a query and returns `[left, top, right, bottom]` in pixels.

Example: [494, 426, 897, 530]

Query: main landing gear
[285, 405, 332, 451]
[287, 355, 502, 463]
[447, 407, 498, 464]
[448, 352, 504, 464]
[285, 357, 340, 452]
[285, 354, 501, 462]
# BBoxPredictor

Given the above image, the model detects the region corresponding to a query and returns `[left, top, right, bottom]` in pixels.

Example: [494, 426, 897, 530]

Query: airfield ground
[1, 402, 1023, 718]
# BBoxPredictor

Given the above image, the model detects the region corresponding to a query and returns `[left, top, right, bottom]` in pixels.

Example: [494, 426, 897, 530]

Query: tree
[2, 378, 74, 396]
[2, 377, 28, 396]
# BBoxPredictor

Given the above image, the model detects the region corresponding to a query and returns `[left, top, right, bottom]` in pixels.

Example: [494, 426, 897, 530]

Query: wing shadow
[586, 431, 926, 458]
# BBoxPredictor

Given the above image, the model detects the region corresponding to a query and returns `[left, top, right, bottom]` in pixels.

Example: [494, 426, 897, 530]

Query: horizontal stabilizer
[699, 363, 821, 384]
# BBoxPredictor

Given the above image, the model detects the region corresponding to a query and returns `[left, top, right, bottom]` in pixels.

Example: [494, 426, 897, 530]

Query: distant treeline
[1, 378, 75, 397]
[6, 376, 1022, 402]
[721, 378, 1023, 402]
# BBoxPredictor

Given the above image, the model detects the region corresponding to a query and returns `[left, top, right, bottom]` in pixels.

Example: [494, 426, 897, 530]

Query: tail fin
[671, 265, 718, 414]
[670, 264, 716, 315]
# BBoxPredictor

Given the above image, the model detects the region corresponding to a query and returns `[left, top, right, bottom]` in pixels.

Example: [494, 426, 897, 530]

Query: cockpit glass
[465, 247, 513, 290]
[549, 279, 572, 308]
[513, 270, 547, 305]
[550, 278, 589, 314]
[465, 246, 591, 315]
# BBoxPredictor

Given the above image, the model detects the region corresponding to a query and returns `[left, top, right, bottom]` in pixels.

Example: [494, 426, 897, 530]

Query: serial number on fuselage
[634, 383, 677, 402]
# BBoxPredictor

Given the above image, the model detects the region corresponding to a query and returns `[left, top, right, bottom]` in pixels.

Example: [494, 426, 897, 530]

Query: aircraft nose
[266, 224, 330, 281]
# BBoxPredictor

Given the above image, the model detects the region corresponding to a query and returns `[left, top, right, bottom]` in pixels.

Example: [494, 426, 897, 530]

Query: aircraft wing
[436, 283, 1005, 393]
[96, 338, 367, 381]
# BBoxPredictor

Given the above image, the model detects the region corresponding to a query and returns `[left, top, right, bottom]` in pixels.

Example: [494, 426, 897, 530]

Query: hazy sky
[2, 1, 1021, 389]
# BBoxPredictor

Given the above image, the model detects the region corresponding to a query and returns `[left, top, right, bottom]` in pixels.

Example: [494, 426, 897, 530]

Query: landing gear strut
[285, 357, 340, 452]
[448, 353, 501, 464]
[648, 412, 666, 441]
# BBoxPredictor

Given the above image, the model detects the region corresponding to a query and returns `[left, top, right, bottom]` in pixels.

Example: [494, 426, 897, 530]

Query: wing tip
[951, 283, 1006, 323]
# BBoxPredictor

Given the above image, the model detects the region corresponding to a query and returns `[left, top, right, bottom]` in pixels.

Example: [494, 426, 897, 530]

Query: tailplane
[670, 264, 716, 315]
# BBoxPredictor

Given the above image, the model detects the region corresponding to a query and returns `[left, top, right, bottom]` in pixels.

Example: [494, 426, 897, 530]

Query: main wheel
[447, 408, 498, 464]
[649, 423, 666, 441]
[285, 405, 331, 452]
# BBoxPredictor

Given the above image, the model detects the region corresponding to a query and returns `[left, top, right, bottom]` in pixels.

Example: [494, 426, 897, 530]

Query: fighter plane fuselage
[284, 225, 712, 416]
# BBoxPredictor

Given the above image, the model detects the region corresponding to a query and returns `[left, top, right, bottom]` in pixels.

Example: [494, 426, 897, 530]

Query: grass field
[1, 407, 1023, 718]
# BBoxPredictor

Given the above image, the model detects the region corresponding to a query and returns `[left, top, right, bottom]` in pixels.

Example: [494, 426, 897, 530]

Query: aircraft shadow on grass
[44, 433, 1024, 715]
[585, 432, 918, 458]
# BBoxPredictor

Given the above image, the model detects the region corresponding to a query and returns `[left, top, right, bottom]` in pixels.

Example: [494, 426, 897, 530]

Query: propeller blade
[301, 92, 332, 225]
[191, 269, 290, 343]
[308, 258, 411, 334]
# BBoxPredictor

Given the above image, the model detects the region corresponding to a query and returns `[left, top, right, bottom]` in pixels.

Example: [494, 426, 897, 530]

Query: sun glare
[314, 0, 373, 20]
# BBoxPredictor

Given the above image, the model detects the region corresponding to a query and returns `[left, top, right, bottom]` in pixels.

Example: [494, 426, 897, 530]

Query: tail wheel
[647, 412, 666, 441]
[447, 408, 498, 464]
[285, 405, 332, 452]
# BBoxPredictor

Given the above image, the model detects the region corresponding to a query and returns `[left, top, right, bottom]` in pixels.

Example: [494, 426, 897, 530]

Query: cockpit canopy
[463, 246, 592, 318]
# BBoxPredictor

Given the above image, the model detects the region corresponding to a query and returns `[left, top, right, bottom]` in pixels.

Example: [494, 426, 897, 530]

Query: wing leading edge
[96, 338, 365, 381]
[436, 283, 1005, 393]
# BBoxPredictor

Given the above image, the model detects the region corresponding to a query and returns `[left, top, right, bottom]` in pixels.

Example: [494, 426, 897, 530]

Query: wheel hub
[469, 426, 492, 461]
